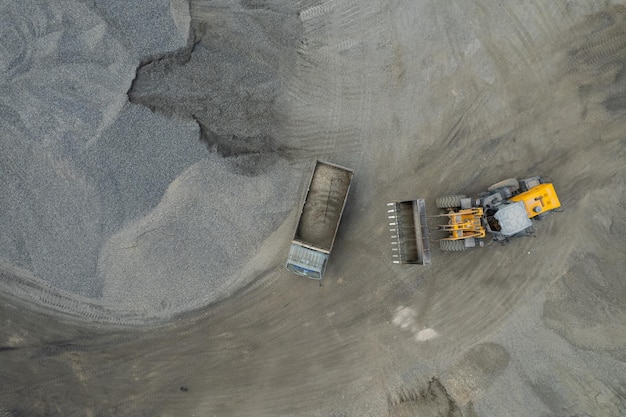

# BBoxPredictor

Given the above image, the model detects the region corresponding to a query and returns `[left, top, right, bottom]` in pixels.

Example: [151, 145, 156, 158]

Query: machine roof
[494, 202, 533, 236]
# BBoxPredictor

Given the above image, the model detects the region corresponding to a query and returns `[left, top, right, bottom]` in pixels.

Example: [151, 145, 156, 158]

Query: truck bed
[294, 161, 353, 251]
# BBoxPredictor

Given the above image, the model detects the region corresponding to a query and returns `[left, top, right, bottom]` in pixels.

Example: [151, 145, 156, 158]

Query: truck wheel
[435, 194, 467, 209]
[487, 178, 520, 193]
[440, 240, 467, 252]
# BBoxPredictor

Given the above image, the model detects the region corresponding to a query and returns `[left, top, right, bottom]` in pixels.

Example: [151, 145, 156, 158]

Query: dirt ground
[1, 1, 626, 416]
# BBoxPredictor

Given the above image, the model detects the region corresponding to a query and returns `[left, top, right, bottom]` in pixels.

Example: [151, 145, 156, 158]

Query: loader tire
[436, 194, 467, 209]
[488, 178, 520, 193]
[440, 240, 467, 252]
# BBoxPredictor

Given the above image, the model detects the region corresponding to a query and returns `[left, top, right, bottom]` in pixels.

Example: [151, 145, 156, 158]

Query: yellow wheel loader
[387, 176, 561, 264]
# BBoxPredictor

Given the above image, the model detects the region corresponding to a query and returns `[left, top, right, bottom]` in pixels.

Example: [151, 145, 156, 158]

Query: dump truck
[286, 160, 354, 279]
[388, 176, 561, 264]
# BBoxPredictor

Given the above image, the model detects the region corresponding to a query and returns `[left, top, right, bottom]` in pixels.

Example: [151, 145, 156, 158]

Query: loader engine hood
[494, 202, 532, 236]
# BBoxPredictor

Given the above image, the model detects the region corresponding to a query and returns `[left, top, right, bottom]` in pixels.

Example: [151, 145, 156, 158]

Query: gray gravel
[1, 0, 137, 297]
[99, 153, 301, 313]
[0, 0, 303, 314]
[92, 0, 190, 58]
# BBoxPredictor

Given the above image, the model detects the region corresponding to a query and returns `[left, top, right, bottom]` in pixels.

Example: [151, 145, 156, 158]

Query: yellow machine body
[510, 183, 561, 218]
[438, 207, 486, 240]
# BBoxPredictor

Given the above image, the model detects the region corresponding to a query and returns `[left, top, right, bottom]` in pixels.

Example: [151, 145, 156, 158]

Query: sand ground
[1, 0, 626, 416]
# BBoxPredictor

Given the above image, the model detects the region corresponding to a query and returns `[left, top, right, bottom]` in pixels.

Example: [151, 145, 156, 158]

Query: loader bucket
[387, 199, 431, 265]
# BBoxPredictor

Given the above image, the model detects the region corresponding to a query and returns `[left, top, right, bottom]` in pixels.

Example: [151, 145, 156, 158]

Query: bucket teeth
[387, 200, 431, 265]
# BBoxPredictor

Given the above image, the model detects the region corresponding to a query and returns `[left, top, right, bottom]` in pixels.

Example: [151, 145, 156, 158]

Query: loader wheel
[435, 194, 467, 209]
[487, 178, 520, 193]
[440, 240, 467, 252]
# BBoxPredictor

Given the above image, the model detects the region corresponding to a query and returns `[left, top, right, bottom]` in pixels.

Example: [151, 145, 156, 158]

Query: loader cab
[492, 202, 533, 237]
[482, 200, 533, 240]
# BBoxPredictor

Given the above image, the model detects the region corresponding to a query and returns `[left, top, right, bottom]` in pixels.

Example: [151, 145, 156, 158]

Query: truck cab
[285, 244, 327, 279]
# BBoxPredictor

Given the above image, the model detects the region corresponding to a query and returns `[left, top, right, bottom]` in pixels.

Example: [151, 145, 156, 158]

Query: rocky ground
[1, 0, 625, 416]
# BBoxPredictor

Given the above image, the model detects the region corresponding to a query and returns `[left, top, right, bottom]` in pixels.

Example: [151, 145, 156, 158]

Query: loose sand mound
[99, 154, 300, 313]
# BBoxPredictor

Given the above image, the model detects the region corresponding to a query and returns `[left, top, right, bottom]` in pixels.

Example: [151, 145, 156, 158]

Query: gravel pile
[99, 154, 301, 313]
[0, 0, 304, 317]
